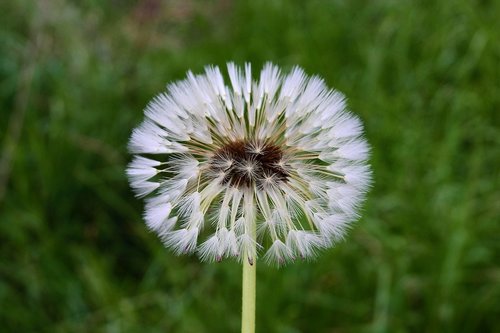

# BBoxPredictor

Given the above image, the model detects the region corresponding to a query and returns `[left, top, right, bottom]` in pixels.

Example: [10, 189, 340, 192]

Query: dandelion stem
[241, 252, 256, 333]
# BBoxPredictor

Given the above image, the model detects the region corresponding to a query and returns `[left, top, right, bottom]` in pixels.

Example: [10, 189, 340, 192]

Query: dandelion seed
[127, 62, 372, 266]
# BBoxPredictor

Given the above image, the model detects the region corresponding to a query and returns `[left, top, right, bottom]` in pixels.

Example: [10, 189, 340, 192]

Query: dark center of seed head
[209, 140, 290, 188]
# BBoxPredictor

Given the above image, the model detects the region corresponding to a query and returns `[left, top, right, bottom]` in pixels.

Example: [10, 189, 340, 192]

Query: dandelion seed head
[127, 62, 372, 265]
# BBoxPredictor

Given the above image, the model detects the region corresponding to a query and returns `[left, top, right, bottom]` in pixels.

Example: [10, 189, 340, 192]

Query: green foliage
[1, 0, 499, 332]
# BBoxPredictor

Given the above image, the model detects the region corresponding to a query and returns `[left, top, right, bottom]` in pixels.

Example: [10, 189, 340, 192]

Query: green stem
[241, 254, 256, 333]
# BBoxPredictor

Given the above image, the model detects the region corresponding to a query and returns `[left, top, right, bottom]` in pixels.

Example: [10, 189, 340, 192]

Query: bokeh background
[1, 0, 499, 332]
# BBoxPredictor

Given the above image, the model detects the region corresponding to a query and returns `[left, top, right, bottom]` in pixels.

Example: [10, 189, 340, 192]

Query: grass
[0, 0, 499, 332]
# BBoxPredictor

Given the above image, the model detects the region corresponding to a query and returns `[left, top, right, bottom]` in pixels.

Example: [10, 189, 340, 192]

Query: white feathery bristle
[158, 178, 188, 203]
[263, 240, 292, 266]
[328, 114, 363, 139]
[131, 180, 160, 198]
[162, 227, 199, 254]
[328, 184, 363, 216]
[280, 66, 307, 100]
[243, 63, 252, 103]
[170, 157, 199, 180]
[198, 228, 239, 260]
[224, 229, 239, 257]
[270, 210, 289, 237]
[238, 233, 259, 264]
[334, 139, 370, 161]
[130, 156, 161, 167]
[144, 202, 172, 231]
[198, 235, 221, 262]
[260, 62, 281, 96]
[227, 62, 243, 95]
[127, 157, 159, 183]
[177, 191, 201, 219]
[234, 217, 246, 236]
[145, 102, 186, 138]
[204, 66, 226, 99]
[128, 122, 172, 154]
[318, 92, 346, 126]
[313, 213, 349, 242]
[157, 217, 178, 235]
[286, 230, 324, 259]
[286, 76, 327, 118]
[332, 164, 373, 190]
[199, 180, 223, 209]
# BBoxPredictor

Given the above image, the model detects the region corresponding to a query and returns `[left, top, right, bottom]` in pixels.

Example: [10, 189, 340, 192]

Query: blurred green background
[1, 0, 499, 332]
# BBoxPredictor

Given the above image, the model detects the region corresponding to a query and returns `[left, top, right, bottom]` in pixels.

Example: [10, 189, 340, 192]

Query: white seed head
[127, 62, 372, 265]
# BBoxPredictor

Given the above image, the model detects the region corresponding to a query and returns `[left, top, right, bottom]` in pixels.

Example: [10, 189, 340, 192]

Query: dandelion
[127, 62, 372, 333]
